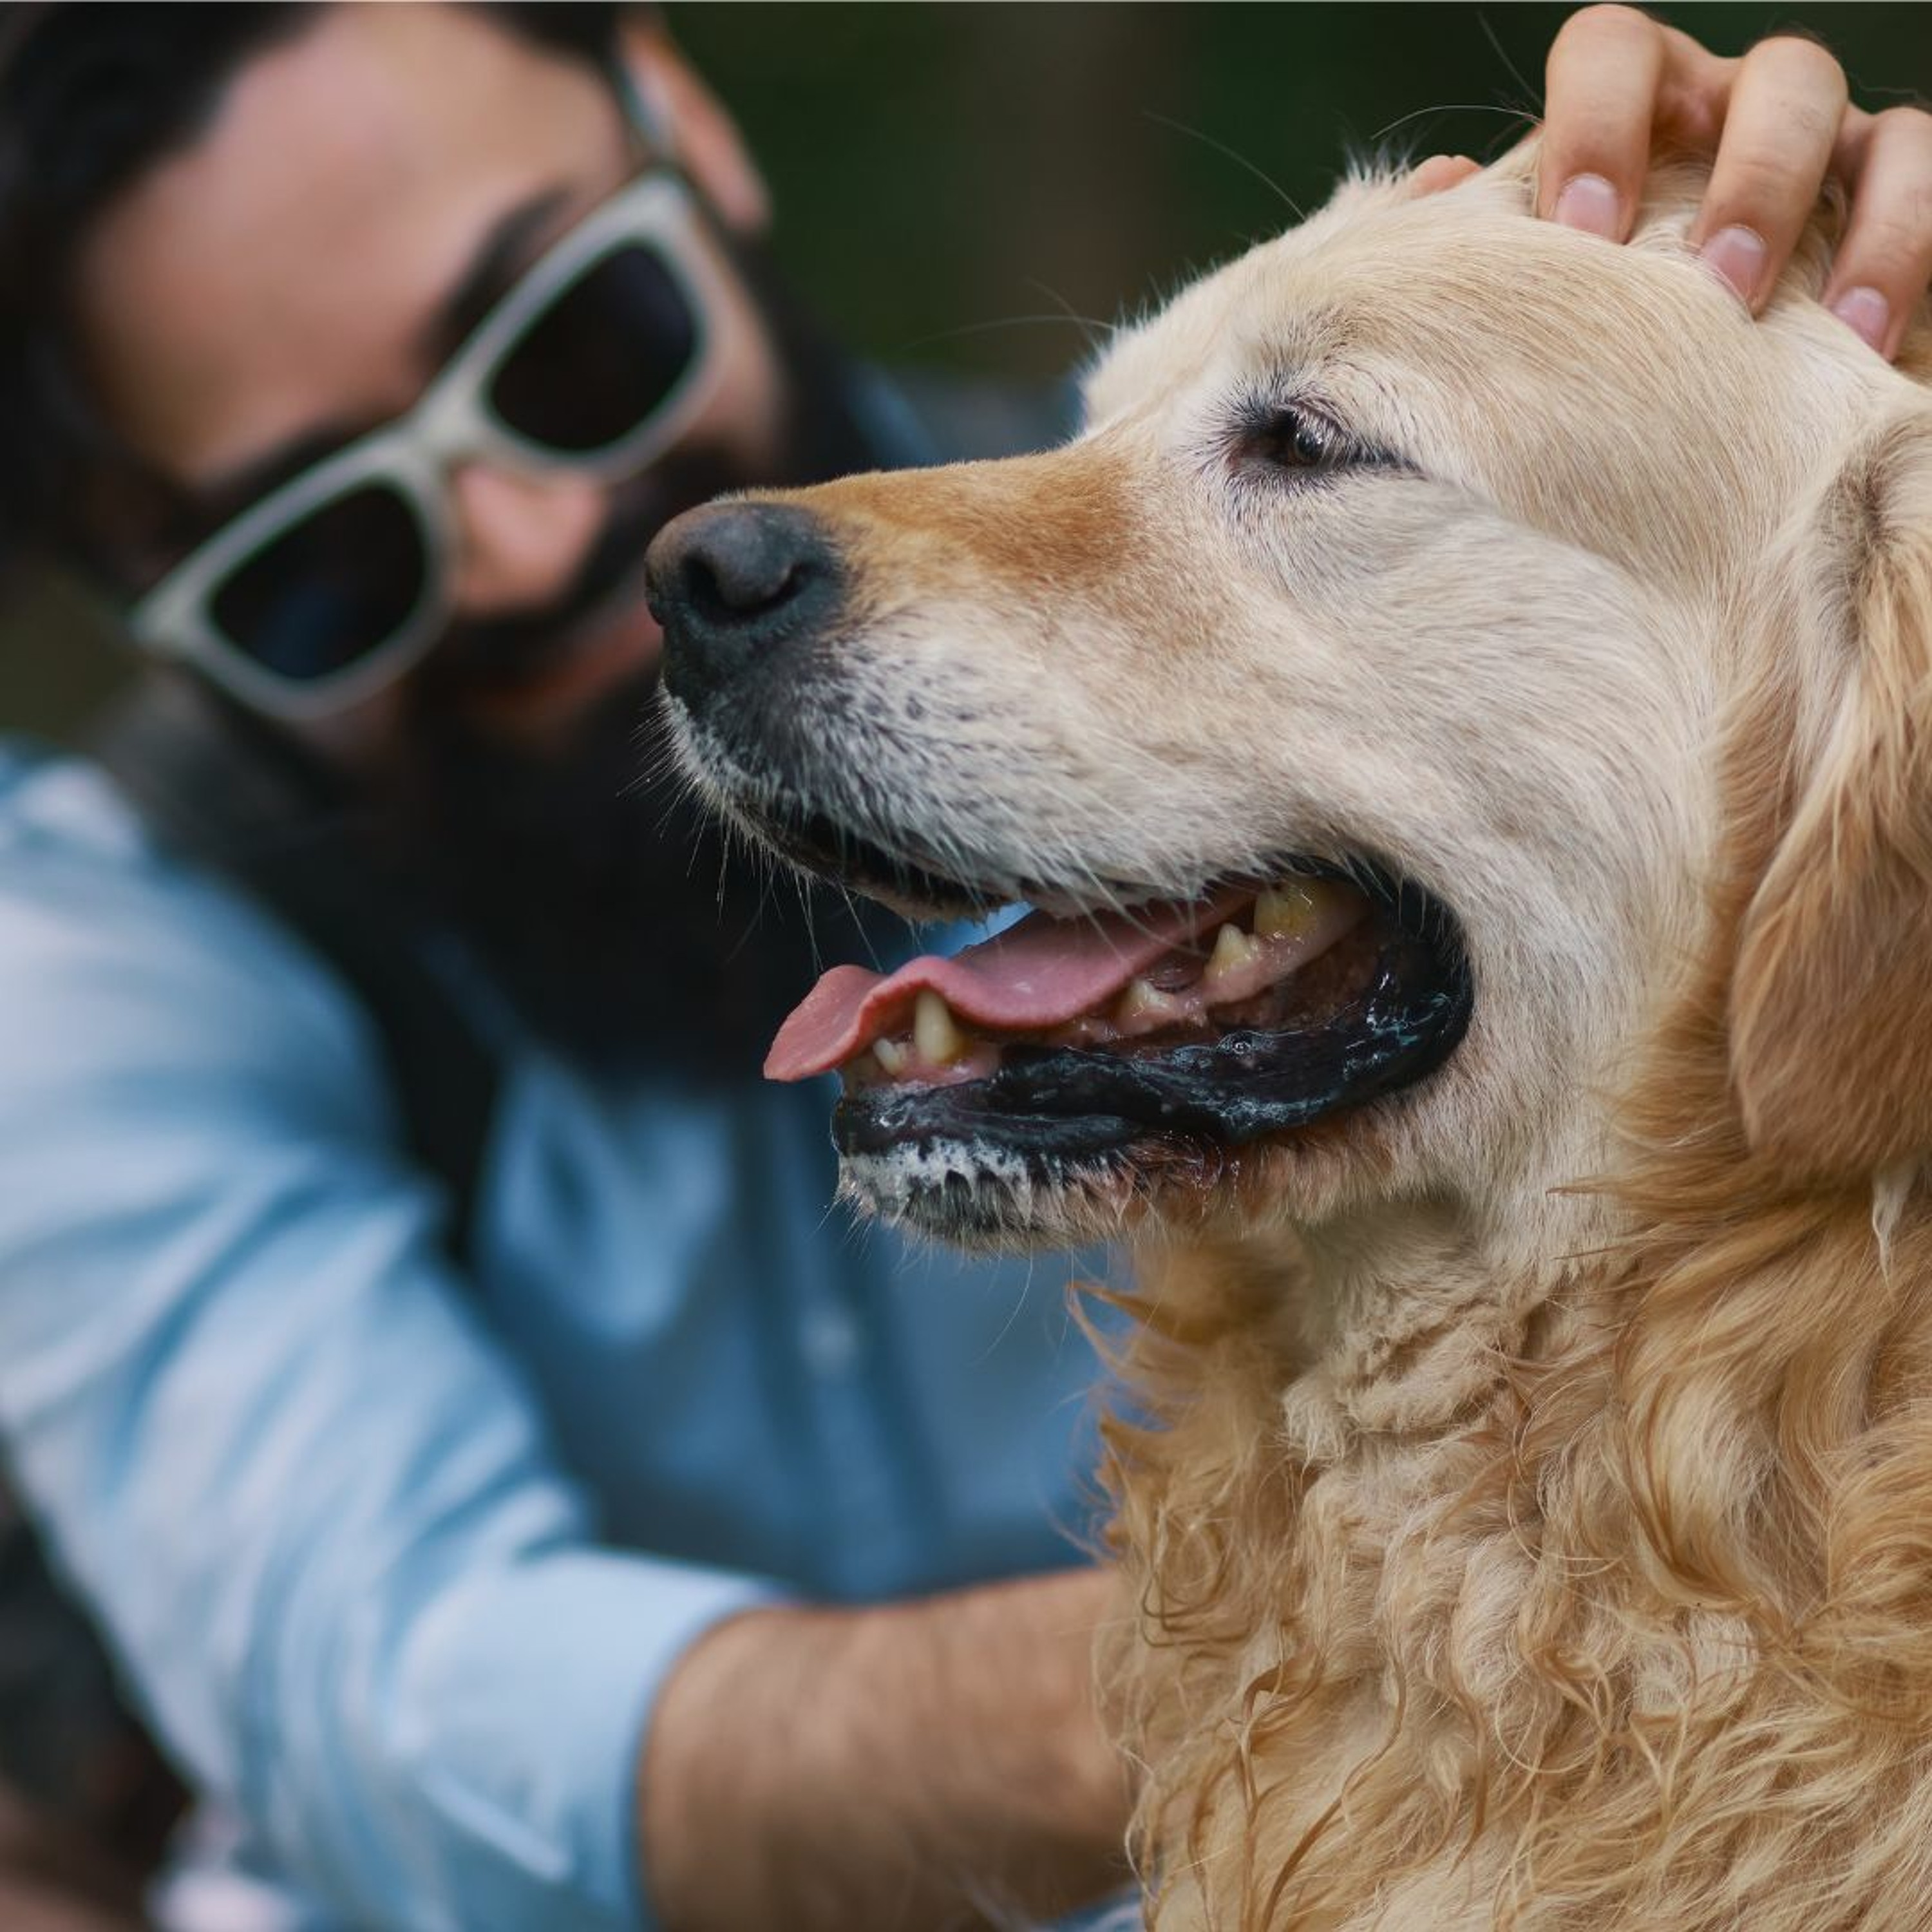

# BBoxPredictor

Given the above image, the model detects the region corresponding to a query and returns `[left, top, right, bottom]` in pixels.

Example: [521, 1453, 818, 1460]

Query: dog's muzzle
[649, 497, 1474, 1250]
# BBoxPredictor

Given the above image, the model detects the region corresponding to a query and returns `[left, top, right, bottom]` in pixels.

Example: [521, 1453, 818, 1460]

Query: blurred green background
[3, 2, 1926, 739]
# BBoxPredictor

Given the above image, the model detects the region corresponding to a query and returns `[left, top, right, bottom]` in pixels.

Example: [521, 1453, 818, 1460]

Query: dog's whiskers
[1474, 10, 1540, 118]
[1142, 109, 1305, 222]
[896, 312, 1119, 356]
[1361, 99, 1537, 156]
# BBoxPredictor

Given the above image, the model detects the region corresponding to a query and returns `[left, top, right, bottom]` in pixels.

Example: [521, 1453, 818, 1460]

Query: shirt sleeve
[0, 792, 777, 1930]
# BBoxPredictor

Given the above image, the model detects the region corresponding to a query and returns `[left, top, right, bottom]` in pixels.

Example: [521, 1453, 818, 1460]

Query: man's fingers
[1823, 107, 1932, 357]
[1689, 35, 1850, 310]
[1539, 4, 1669, 236]
[1535, 6, 1922, 359]
[1406, 153, 1482, 200]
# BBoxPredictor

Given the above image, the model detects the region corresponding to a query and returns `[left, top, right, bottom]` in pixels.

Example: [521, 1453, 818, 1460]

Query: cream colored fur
[673, 147, 1932, 1927]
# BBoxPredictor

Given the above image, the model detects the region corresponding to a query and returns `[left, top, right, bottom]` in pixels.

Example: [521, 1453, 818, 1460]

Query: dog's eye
[1246, 404, 1352, 475]
[1236, 402, 1360, 481]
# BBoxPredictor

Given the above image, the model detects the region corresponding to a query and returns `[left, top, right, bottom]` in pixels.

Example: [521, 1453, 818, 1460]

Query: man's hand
[638, 1567, 1133, 1931]
[1537, 4, 1932, 360]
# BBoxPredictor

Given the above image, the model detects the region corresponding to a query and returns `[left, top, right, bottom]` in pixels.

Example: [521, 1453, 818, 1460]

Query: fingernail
[1830, 285, 1891, 355]
[1699, 225, 1769, 305]
[1553, 173, 1620, 239]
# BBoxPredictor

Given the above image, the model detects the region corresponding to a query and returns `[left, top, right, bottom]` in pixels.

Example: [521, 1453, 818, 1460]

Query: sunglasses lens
[211, 486, 428, 682]
[488, 242, 698, 456]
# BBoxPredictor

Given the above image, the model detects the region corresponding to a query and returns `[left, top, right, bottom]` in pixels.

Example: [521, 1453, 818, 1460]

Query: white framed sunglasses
[130, 167, 732, 718]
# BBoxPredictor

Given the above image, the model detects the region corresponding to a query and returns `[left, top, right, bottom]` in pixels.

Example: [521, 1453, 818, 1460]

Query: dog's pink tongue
[766, 889, 1249, 1082]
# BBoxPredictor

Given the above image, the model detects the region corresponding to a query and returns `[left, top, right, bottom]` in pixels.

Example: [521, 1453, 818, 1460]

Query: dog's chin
[835, 1140, 1141, 1253]
[832, 1122, 1388, 1253]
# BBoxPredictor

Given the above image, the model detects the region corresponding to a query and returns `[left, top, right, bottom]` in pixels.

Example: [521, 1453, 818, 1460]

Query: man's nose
[447, 463, 607, 615]
[645, 501, 841, 715]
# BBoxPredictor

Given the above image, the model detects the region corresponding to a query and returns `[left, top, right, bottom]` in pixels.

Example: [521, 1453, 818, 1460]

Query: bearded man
[0, 6, 1922, 1930]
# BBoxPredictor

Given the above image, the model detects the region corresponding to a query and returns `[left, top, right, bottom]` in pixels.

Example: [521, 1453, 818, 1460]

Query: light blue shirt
[0, 742, 1112, 1931]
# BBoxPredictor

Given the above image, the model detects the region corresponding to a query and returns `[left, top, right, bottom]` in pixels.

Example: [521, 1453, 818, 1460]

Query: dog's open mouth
[766, 864, 1473, 1177]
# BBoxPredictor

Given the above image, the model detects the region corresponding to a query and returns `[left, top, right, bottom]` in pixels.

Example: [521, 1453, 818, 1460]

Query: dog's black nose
[647, 502, 840, 714]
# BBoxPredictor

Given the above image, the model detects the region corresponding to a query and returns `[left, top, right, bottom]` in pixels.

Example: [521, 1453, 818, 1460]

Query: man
[0, 6, 1922, 1930]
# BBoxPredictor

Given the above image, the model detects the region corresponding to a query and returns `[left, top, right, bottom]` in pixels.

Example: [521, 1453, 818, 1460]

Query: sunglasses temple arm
[611, 57, 678, 166]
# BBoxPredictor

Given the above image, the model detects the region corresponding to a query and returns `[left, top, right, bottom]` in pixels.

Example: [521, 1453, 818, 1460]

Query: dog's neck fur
[1238, 1194, 1575, 1459]
[1106, 670, 1932, 1926]
[1107, 909, 1932, 1931]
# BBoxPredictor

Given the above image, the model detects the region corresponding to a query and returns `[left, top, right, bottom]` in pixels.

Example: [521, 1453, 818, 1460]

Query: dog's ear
[1732, 410, 1932, 1182]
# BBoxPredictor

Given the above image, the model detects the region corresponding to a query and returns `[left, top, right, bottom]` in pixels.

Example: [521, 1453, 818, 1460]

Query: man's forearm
[638, 1566, 1132, 1931]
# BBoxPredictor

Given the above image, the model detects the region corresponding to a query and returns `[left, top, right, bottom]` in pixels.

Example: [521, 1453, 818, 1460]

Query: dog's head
[652, 153, 1932, 1253]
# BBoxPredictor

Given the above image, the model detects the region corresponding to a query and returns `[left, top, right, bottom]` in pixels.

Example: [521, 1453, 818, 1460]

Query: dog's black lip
[831, 891, 1472, 1171]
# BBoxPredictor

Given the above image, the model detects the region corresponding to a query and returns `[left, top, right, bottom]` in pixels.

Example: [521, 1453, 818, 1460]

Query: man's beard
[388, 659, 893, 1081]
[370, 273, 898, 1080]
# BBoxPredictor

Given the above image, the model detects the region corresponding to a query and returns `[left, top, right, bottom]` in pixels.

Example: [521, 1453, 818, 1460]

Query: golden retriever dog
[649, 146, 1932, 1929]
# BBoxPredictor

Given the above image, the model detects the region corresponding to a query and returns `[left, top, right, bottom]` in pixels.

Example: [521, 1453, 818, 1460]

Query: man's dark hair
[0, 1, 630, 583]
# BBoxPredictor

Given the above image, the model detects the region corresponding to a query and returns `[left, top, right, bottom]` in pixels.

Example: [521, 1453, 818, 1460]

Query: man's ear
[618, 18, 772, 237]
[1731, 410, 1932, 1182]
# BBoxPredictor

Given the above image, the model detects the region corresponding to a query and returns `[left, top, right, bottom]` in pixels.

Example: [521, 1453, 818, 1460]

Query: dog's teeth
[1116, 976, 1186, 1027]
[1255, 882, 1322, 940]
[1204, 922, 1263, 983]
[874, 1037, 909, 1075]
[914, 989, 968, 1065]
